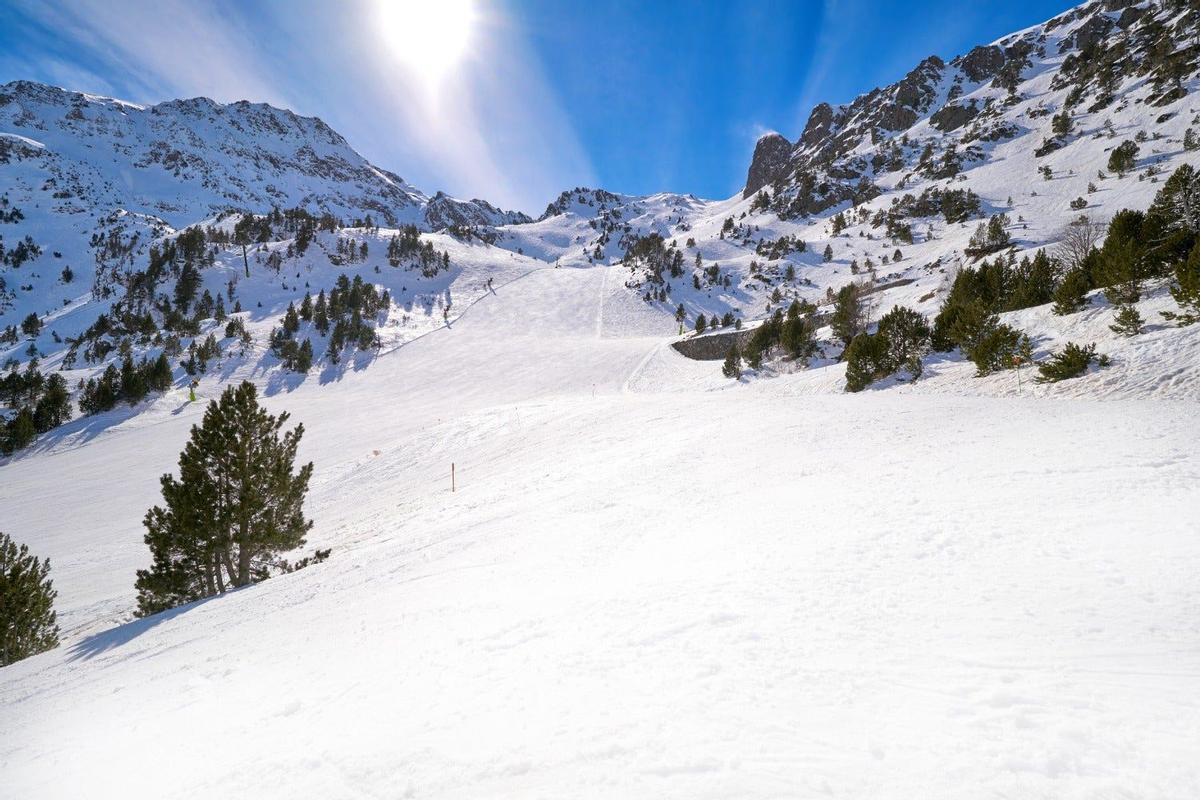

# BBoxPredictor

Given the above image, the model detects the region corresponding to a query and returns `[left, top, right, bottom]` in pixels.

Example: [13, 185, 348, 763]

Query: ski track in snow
[2, 260, 1199, 800]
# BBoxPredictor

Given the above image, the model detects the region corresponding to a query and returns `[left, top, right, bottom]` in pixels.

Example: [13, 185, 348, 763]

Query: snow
[3, 260, 1200, 799]
[3, 4, 1200, 795]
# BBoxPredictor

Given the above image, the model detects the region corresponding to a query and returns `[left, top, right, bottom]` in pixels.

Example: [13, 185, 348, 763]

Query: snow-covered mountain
[0, 79, 529, 230]
[2, 3, 1200, 796]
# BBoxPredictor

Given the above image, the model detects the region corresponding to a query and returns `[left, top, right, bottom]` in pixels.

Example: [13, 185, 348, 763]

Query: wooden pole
[451, 462, 455, 493]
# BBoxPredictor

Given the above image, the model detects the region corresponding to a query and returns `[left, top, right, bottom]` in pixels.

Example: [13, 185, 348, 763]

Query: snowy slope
[2, 1, 1200, 797]
[2, 261, 1199, 799]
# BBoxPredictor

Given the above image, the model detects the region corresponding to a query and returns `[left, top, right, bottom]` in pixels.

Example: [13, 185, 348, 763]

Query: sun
[375, 0, 476, 86]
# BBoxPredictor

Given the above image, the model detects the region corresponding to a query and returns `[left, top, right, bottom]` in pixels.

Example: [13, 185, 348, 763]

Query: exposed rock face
[895, 56, 945, 111]
[799, 103, 837, 149]
[671, 327, 758, 361]
[735, 0, 1200, 223]
[1060, 13, 1112, 52]
[742, 132, 794, 199]
[958, 45, 1006, 82]
[1115, 5, 1145, 30]
[930, 100, 979, 132]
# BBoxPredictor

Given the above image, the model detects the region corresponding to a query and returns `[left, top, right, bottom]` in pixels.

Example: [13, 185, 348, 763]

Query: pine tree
[314, 291, 329, 335]
[283, 302, 300, 335]
[843, 332, 888, 392]
[1107, 140, 1139, 177]
[831, 284, 866, 347]
[1109, 303, 1143, 336]
[1036, 342, 1098, 383]
[1164, 239, 1200, 326]
[0, 531, 60, 666]
[5, 407, 36, 453]
[721, 344, 742, 379]
[134, 382, 313, 616]
[120, 355, 147, 404]
[822, 243, 833, 262]
[32, 374, 71, 432]
[780, 314, 817, 363]
[1147, 163, 1200, 237]
[295, 339, 314, 372]
[1052, 268, 1091, 315]
[149, 353, 174, 392]
[174, 261, 202, 313]
[695, 314, 707, 334]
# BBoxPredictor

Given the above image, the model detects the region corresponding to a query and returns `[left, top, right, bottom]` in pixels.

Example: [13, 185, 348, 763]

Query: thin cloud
[2, 0, 593, 213]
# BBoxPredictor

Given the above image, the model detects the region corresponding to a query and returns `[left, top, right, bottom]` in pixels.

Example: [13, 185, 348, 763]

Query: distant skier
[188, 378, 198, 403]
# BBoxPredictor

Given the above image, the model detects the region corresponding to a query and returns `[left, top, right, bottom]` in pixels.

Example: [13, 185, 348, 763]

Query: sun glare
[376, 0, 476, 86]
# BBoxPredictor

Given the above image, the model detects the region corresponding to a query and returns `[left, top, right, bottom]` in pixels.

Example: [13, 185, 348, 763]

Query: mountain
[743, 0, 1197, 213]
[0, 80, 528, 230]
[2, 2, 1200, 797]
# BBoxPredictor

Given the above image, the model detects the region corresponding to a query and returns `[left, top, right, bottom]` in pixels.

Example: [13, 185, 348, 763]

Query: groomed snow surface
[2, 263, 1199, 799]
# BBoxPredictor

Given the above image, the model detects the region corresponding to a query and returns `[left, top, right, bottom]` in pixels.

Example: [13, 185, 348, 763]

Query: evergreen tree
[1051, 109, 1073, 136]
[295, 339, 314, 372]
[843, 333, 889, 392]
[283, 302, 300, 335]
[1036, 342, 1098, 383]
[32, 374, 71, 432]
[3, 408, 36, 454]
[174, 261, 202, 313]
[1109, 303, 1143, 336]
[0, 531, 60, 666]
[1107, 140, 1139, 177]
[134, 382, 313, 616]
[780, 314, 817, 362]
[1163, 239, 1200, 326]
[120, 355, 147, 404]
[1147, 163, 1200, 238]
[149, 353, 174, 392]
[721, 344, 742, 379]
[830, 284, 866, 347]
[313, 291, 330, 335]
[876, 305, 931, 377]
[1097, 236, 1145, 305]
[695, 314, 707, 334]
[822, 243, 833, 262]
[1052, 268, 1091, 315]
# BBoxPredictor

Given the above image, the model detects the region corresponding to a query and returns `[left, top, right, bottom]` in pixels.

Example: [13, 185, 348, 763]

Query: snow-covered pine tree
[134, 381, 313, 616]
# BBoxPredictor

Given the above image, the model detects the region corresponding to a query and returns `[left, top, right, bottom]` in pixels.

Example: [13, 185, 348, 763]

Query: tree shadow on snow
[0, 400, 148, 464]
[67, 595, 220, 662]
[314, 348, 377, 387]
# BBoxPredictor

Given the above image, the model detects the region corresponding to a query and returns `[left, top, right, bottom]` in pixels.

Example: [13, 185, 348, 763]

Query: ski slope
[3, 260, 1199, 799]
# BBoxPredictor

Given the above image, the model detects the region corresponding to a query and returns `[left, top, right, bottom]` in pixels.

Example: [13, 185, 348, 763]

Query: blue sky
[0, 0, 1076, 212]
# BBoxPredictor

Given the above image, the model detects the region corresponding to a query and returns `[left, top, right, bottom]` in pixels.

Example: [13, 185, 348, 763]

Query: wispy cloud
[0, 0, 592, 213]
[6, 0, 290, 105]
